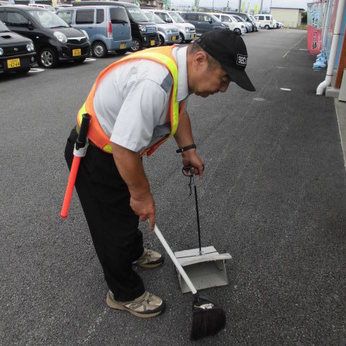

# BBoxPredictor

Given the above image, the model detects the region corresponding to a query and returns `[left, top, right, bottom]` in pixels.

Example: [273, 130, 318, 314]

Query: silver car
[143, 10, 179, 45]
[153, 10, 196, 43]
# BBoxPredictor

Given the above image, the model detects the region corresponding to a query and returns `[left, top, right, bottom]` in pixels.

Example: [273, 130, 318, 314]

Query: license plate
[72, 48, 81, 57]
[120, 42, 126, 49]
[172, 36, 177, 41]
[192, 34, 196, 39]
[150, 40, 155, 46]
[7, 58, 21, 69]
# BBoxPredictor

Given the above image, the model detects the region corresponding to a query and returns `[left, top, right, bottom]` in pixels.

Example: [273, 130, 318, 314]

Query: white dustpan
[174, 170, 232, 293]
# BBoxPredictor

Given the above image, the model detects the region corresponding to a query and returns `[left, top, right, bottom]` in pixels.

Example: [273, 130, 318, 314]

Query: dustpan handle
[154, 225, 197, 295]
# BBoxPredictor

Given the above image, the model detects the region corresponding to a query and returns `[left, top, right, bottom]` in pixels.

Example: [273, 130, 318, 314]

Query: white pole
[316, 0, 346, 95]
[154, 225, 198, 295]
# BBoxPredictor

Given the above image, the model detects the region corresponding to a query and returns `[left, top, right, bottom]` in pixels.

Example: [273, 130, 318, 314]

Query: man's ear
[193, 50, 208, 68]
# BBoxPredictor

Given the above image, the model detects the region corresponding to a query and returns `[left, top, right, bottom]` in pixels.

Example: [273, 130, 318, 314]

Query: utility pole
[260, 0, 264, 13]
[238, 0, 241, 12]
[194, 0, 199, 11]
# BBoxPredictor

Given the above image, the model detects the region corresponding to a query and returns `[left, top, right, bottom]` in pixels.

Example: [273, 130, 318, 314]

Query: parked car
[142, 10, 179, 46]
[253, 14, 275, 29]
[0, 5, 90, 67]
[276, 21, 284, 28]
[0, 19, 35, 74]
[153, 10, 196, 43]
[211, 12, 246, 35]
[224, 11, 257, 32]
[28, 3, 55, 12]
[249, 14, 260, 29]
[179, 12, 225, 35]
[232, 14, 252, 32]
[73, 1, 159, 52]
[57, 4, 132, 57]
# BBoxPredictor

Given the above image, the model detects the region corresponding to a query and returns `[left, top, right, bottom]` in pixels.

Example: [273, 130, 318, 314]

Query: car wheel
[38, 47, 58, 68]
[158, 34, 165, 46]
[115, 49, 128, 55]
[92, 41, 107, 58]
[234, 28, 241, 35]
[130, 38, 142, 52]
[178, 32, 185, 43]
[265, 25, 270, 30]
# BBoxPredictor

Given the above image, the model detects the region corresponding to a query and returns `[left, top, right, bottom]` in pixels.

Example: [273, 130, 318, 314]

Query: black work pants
[64, 128, 145, 301]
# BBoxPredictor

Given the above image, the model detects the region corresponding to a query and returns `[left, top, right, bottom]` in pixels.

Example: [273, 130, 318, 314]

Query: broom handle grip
[154, 225, 197, 295]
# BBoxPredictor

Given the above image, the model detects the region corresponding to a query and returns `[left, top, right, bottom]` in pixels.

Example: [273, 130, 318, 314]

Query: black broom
[154, 225, 226, 340]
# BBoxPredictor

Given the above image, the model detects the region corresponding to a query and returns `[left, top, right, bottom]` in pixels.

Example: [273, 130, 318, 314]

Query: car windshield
[233, 16, 244, 22]
[168, 11, 185, 23]
[0, 20, 9, 32]
[28, 9, 69, 28]
[127, 7, 148, 22]
[221, 16, 232, 22]
[144, 11, 165, 24]
[210, 14, 220, 22]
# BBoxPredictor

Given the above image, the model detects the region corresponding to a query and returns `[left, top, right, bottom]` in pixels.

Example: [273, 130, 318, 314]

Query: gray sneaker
[106, 291, 165, 318]
[133, 248, 164, 269]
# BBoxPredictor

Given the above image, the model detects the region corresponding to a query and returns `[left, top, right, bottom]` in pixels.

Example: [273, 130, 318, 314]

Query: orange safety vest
[77, 46, 186, 156]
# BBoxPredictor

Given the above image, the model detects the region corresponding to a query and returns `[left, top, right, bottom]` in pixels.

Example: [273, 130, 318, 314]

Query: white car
[153, 10, 196, 43]
[232, 14, 253, 32]
[254, 14, 275, 29]
[211, 13, 246, 35]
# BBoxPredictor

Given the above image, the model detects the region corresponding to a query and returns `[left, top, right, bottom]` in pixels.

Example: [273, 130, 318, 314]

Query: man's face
[188, 51, 231, 97]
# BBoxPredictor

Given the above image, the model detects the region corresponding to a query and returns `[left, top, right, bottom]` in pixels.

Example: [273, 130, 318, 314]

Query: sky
[170, 0, 309, 11]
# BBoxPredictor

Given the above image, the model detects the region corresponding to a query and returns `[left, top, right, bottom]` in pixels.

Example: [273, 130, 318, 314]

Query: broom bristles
[190, 296, 226, 341]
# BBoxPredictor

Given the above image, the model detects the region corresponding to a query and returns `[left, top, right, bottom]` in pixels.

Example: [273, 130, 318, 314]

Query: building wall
[271, 8, 301, 28]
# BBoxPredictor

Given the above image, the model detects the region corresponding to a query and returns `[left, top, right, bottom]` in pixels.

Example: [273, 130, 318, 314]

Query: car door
[185, 13, 198, 31]
[74, 8, 95, 40]
[109, 6, 131, 42]
[198, 14, 212, 34]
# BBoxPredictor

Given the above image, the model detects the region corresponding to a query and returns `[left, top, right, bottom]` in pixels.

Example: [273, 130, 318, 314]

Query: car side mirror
[27, 21, 34, 30]
[208, 19, 213, 24]
[165, 18, 173, 23]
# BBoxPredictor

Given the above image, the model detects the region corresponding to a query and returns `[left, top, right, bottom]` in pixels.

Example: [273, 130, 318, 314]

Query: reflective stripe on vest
[77, 46, 180, 155]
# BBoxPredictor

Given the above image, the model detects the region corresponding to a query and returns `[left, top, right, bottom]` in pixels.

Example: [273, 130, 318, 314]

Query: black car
[0, 20, 35, 74]
[0, 5, 90, 68]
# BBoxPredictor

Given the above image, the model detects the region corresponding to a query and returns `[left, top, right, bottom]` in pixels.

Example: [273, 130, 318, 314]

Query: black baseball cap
[195, 29, 255, 91]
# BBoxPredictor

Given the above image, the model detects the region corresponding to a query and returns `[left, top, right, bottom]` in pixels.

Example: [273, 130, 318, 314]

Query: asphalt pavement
[0, 29, 345, 345]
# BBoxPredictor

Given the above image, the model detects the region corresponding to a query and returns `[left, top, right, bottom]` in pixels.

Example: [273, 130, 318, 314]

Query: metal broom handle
[191, 174, 202, 254]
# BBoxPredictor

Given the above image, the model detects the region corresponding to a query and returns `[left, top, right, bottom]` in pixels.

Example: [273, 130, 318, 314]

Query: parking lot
[1, 29, 346, 345]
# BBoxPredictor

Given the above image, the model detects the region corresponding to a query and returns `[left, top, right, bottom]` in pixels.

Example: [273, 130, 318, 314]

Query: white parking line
[253, 97, 266, 101]
[29, 68, 45, 73]
[282, 35, 305, 58]
[85, 58, 96, 62]
[280, 87, 292, 91]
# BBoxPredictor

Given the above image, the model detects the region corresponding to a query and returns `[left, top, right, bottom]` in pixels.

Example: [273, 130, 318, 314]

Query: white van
[254, 14, 275, 29]
[212, 13, 246, 35]
[153, 10, 196, 43]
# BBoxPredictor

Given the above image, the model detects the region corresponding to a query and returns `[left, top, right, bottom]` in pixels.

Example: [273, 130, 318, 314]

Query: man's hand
[111, 142, 155, 231]
[182, 150, 205, 176]
[130, 192, 155, 230]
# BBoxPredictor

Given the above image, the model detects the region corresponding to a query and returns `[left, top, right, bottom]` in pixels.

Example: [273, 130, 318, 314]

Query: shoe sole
[134, 261, 164, 269]
[106, 292, 165, 319]
[133, 258, 164, 270]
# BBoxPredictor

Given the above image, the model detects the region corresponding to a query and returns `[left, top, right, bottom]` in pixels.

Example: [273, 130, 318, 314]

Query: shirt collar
[173, 46, 189, 102]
